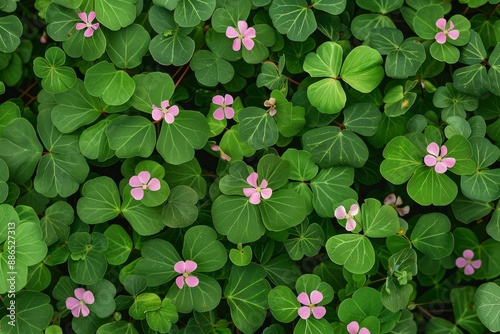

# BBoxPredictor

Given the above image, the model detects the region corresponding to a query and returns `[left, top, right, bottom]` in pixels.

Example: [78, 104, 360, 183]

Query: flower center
[183, 272, 189, 278]
[162, 108, 169, 114]
[86, 22, 92, 28]
[346, 213, 353, 219]
[142, 184, 148, 190]
[255, 187, 261, 192]
[309, 303, 315, 310]
[436, 156, 443, 162]
[79, 300, 85, 306]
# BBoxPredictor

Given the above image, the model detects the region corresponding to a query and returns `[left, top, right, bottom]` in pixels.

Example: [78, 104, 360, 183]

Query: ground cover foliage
[1, 0, 500, 333]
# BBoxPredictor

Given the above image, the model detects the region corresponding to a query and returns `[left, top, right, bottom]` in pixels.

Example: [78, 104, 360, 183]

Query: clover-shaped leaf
[0, 15, 22, 53]
[411, 213, 454, 259]
[475, 282, 500, 332]
[0, 291, 53, 333]
[33, 47, 76, 94]
[121, 189, 165, 236]
[77, 176, 121, 225]
[106, 24, 150, 69]
[182, 225, 227, 272]
[270, 0, 316, 42]
[239, 107, 279, 149]
[162, 185, 198, 228]
[94, 0, 136, 31]
[103, 224, 132, 266]
[134, 239, 182, 286]
[326, 234, 375, 274]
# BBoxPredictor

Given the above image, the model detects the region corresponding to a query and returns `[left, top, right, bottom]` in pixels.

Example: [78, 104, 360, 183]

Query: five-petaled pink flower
[335, 204, 359, 231]
[297, 290, 326, 320]
[76, 12, 100, 38]
[212, 94, 234, 120]
[264, 97, 277, 116]
[226, 21, 256, 51]
[456, 249, 481, 275]
[129, 171, 161, 200]
[66, 288, 95, 317]
[384, 193, 410, 217]
[243, 172, 272, 205]
[152, 100, 179, 124]
[210, 144, 231, 161]
[174, 260, 199, 289]
[435, 18, 459, 44]
[347, 321, 370, 334]
[424, 142, 456, 173]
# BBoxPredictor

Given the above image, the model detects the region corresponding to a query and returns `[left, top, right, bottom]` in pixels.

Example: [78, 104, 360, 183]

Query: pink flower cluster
[129, 171, 160, 200]
[297, 290, 326, 320]
[174, 260, 199, 289]
[76, 12, 99, 38]
[347, 321, 370, 334]
[384, 193, 410, 217]
[435, 18, 459, 44]
[66, 288, 94, 317]
[152, 100, 179, 124]
[456, 249, 481, 275]
[226, 21, 256, 51]
[424, 142, 456, 173]
[243, 172, 272, 205]
[335, 204, 359, 231]
[212, 94, 234, 120]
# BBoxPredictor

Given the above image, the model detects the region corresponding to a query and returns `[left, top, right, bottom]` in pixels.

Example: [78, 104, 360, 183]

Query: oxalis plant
[1, 0, 500, 333]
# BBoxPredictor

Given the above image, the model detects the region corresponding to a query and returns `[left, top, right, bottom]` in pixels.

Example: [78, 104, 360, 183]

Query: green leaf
[191, 50, 234, 86]
[33, 47, 76, 94]
[410, 213, 454, 260]
[220, 124, 256, 161]
[475, 282, 500, 332]
[453, 64, 490, 96]
[0, 291, 53, 333]
[84, 61, 136, 106]
[361, 198, 399, 238]
[306, 78, 346, 114]
[0, 118, 42, 184]
[183, 225, 227, 272]
[257, 154, 290, 189]
[129, 293, 161, 320]
[166, 273, 221, 313]
[0, 101, 20, 137]
[164, 158, 207, 200]
[341, 46, 384, 93]
[174, 0, 216, 27]
[413, 5, 444, 39]
[311, 0, 346, 14]
[134, 239, 181, 286]
[211, 0, 251, 33]
[282, 149, 318, 181]
[68, 249, 108, 285]
[121, 190, 165, 236]
[343, 103, 382, 136]
[79, 117, 115, 162]
[88, 279, 117, 318]
[294, 318, 333, 334]
[451, 287, 485, 334]
[337, 287, 383, 321]
[146, 298, 179, 333]
[302, 127, 369, 168]
[157, 111, 209, 165]
[130, 72, 175, 113]
[103, 225, 133, 265]
[356, 0, 403, 13]
[230, 244, 253, 266]
[283, 221, 324, 260]
[381, 279, 413, 312]
[239, 107, 279, 150]
[407, 166, 458, 206]
[162, 185, 198, 228]
[351, 13, 396, 41]
[40, 201, 73, 246]
[106, 115, 156, 158]
[212, 195, 265, 244]
[95, 0, 137, 30]
[225, 264, 271, 334]
[386, 39, 426, 79]
[106, 24, 151, 69]
[150, 33, 195, 67]
[0, 15, 22, 53]
[326, 234, 375, 274]
[260, 189, 307, 231]
[268, 286, 299, 323]
[77, 176, 120, 224]
[269, 0, 316, 42]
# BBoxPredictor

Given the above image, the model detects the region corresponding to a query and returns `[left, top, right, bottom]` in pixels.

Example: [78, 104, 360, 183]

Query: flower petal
[384, 193, 396, 205]
[226, 26, 239, 38]
[75, 23, 87, 31]
[246, 172, 259, 188]
[164, 113, 175, 124]
[242, 37, 255, 50]
[397, 206, 410, 216]
[249, 192, 261, 205]
[175, 275, 184, 289]
[211, 144, 220, 152]
[213, 107, 225, 121]
[81, 304, 90, 317]
[243, 187, 257, 197]
[260, 179, 268, 188]
[185, 275, 199, 287]
[232, 38, 241, 52]
[129, 176, 142, 187]
[464, 264, 475, 275]
[434, 161, 448, 173]
[66, 297, 80, 310]
[426, 142, 440, 156]
[84, 27, 95, 38]
[244, 27, 256, 39]
[260, 188, 272, 199]
[130, 187, 144, 201]
[78, 12, 88, 22]
[440, 145, 448, 157]
[174, 261, 186, 274]
[238, 21, 248, 34]
[312, 306, 326, 319]
[297, 306, 311, 319]
[221, 152, 232, 161]
[347, 321, 360, 334]
[349, 204, 359, 216]
[74, 288, 86, 300]
[334, 205, 347, 219]
[147, 178, 161, 191]
[435, 32, 447, 44]
[346, 218, 357, 231]
[297, 292, 310, 305]
[224, 107, 235, 119]
[448, 20, 455, 30]
[269, 108, 277, 116]
[424, 155, 437, 167]
[310, 290, 323, 304]
[442, 157, 456, 168]
[152, 108, 164, 121]
[161, 100, 170, 109]
[463, 249, 474, 260]
[185, 260, 198, 273]
[224, 94, 234, 105]
[448, 29, 459, 40]
[138, 171, 151, 184]
[91, 23, 100, 30]
[71, 306, 82, 317]
[471, 259, 482, 269]
[212, 95, 224, 105]
[82, 291, 95, 304]
[169, 105, 180, 116]
[455, 257, 467, 268]
[88, 11, 96, 23]
[396, 196, 403, 206]
[359, 328, 371, 334]
[436, 18, 447, 30]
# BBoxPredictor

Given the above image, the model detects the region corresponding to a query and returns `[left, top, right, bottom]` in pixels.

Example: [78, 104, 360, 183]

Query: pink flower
[66, 288, 94, 317]
[384, 193, 410, 217]
[75, 12, 100, 38]
[334, 204, 359, 231]
[264, 97, 277, 116]
[174, 260, 199, 289]
[152, 100, 179, 124]
[210, 144, 231, 161]
[424, 142, 456, 173]
[226, 21, 256, 51]
[297, 290, 326, 320]
[456, 249, 481, 275]
[435, 18, 459, 44]
[347, 321, 370, 334]
[129, 171, 161, 200]
[212, 94, 234, 120]
[243, 172, 272, 205]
